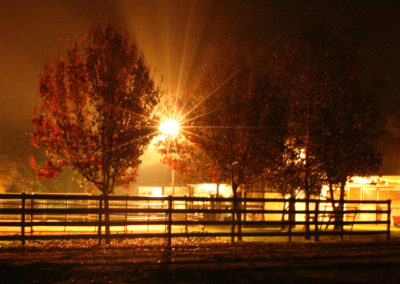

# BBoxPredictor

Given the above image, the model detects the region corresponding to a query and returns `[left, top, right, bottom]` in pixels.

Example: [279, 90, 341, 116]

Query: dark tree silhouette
[274, 26, 381, 233]
[177, 46, 288, 241]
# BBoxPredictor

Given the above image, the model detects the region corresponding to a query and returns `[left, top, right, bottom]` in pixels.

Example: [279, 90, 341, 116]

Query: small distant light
[299, 149, 306, 160]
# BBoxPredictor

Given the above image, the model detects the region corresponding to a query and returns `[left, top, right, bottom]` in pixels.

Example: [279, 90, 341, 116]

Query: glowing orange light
[159, 119, 179, 135]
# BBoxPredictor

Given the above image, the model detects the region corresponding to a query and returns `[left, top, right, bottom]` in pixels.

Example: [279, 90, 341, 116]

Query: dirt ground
[0, 240, 400, 283]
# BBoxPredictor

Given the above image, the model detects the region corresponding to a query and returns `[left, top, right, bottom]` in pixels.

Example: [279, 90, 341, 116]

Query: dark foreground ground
[0, 240, 399, 283]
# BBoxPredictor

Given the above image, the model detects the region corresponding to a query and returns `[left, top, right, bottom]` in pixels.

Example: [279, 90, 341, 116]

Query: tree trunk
[282, 193, 296, 230]
[281, 192, 290, 230]
[304, 155, 311, 240]
[330, 181, 346, 230]
[103, 193, 110, 244]
[305, 191, 311, 240]
[232, 184, 242, 242]
[335, 181, 346, 230]
[328, 181, 339, 229]
[281, 200, 287, 230]
[328, 181, 334, 204]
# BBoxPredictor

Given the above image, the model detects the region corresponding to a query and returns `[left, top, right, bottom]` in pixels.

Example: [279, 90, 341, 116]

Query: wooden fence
[0, 193, 391, 246]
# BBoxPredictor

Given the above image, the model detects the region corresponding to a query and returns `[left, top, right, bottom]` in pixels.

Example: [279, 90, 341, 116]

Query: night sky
[1, 0, 400, 176]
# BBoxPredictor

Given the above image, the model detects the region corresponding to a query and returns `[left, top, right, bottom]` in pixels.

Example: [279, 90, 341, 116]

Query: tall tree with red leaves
[30, 24, 160, 237]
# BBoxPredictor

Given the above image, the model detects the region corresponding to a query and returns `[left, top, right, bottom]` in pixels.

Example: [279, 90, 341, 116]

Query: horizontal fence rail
[0, 193, 391, 246]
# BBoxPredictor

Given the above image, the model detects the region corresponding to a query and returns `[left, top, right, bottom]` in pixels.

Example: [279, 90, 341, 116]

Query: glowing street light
[159, 119, 179, 136]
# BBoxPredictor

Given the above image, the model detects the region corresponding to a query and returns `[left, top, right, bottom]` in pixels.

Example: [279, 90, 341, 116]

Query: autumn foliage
[154, 96, 223, 184]
[30, 24, 160, 195]
[156, 45, 288, 241]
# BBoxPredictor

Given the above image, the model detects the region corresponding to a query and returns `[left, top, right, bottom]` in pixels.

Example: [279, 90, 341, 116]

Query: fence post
[315, 199, 320, 241]
[231, 199, 235, 244]
[387, 200, 391, 240]
[104, 195, 110, 244]
[262, 198, 265, 221]
[64, 199, 68, 232]
[21, 193, 26, 247]
[30, 194, 34, 234]
[305, 198, 310, 240]
[340, 200, 344, 241]
[184, 196, 188, 238]
[147, 200, 150, 231]
[288, 198, 294, 243]
[243, 192, 247, 222]
[167, 195, 172, 249]
[98, 196, 103, 246]
[125, 195, 128, 233]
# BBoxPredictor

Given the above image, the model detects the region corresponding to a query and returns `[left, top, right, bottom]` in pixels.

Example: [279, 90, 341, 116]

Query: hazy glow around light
[159, 119, 179, 135]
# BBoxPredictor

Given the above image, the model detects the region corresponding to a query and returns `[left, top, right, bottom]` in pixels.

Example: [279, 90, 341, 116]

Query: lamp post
[159, 119, 180, 195]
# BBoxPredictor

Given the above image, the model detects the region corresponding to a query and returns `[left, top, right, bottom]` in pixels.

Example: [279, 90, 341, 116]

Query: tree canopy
[164, 46, 287, 194]
[273, 26, 381, 199]
[30, 24, 161, 196]
[156, 45, 288, 241]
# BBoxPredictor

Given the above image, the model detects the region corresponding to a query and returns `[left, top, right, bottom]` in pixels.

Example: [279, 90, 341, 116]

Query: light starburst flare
[159, 119, 180, 136]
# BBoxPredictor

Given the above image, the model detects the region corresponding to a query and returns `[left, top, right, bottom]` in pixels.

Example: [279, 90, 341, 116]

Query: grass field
[1, 240, 400, 283]
[0, 228, 399, 283]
